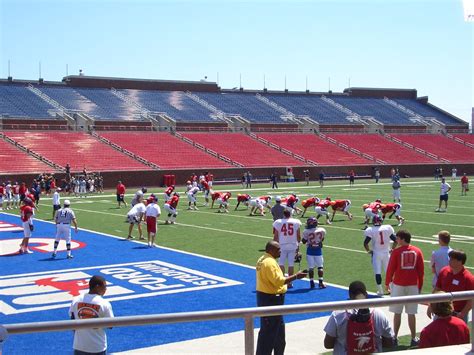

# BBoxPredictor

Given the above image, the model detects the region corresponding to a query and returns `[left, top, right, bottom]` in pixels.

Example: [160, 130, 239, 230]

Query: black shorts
[440, 194, 448, 202]
[349, 176, 355, 182]
[117, 194, 125, 202]
[53, 204, 61, 212]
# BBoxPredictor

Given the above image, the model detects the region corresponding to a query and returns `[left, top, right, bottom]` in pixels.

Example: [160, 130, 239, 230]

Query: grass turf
[30, 177, 474, 295]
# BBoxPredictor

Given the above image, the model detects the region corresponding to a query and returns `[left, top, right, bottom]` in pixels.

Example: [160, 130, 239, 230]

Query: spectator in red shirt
[420, 292, 470, 348]
[461, 173, 469, 196]
[385, 230, 424, 347]
[116, 180, 127, 208]
[429, 250, 474, 322]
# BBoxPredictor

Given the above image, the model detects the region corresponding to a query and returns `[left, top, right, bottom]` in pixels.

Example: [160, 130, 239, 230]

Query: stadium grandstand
[0, 75, 472, 186]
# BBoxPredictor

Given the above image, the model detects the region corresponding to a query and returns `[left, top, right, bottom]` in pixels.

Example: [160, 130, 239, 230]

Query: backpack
[346, 309, 376, 354]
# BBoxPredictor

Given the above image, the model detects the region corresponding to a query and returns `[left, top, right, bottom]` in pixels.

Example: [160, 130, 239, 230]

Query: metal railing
[3, 291, 474, 354]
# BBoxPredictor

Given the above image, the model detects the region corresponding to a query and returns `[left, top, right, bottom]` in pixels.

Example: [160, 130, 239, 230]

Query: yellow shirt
[256, 252, 287, 294]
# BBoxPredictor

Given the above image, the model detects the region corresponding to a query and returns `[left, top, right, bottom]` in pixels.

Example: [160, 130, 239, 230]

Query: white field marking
[342, 188, 369, 191]
[4, 210, 473, 273]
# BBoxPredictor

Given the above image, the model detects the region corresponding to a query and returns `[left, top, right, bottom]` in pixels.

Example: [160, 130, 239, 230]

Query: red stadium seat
[4, 131, 151, 172]
[99, 132, 233, 169]
[181, 133, 305, 167]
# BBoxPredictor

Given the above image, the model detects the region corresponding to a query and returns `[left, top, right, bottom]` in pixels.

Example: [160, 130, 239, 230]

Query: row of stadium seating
[0, 82, 463, 126]
[1, 131, 473, 173]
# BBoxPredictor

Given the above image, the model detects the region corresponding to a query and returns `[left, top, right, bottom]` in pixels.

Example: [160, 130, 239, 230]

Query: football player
[301, 196, 320, 218]
[273, 209, 302, 288]
[380, 203, 405, 226]
[363, 199, 382, 229]
[235, 193, 252, 210]
[217, 192, 232, 213]
[200, 178, 212, 207]
[282, 193, 302, 215]
[164, 192, 180, 224]
[315, 197, 332, 225]
[19, 197, 35, 254]
[186, 186, 200, 210]
[164, 185, 175, 201]
[211, 191, 223, 209]
[302, 217, 327, 289]
[330, 199, 353, 222]
[363, 215, 397, 295]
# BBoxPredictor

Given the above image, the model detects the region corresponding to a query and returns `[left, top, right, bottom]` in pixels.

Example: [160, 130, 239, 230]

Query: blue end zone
[0, 213, 350, 354]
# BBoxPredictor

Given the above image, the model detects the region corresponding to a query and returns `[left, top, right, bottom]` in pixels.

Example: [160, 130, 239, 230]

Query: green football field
[32, 177, 474, 295]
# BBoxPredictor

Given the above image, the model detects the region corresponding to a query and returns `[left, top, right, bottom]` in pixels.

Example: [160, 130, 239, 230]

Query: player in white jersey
[272, 209, 302, 288]
[52, 200, 78, 259]
[186, 186, 200, 210]
[131, 187, 147, 206]
[4, 182, 12, 209]
[248, 198, 266, 216]
[126, 202, 146, 240]
[302, 217, 327, 289]
[363, 216, 397, 295]
[145, 196, 161, 247]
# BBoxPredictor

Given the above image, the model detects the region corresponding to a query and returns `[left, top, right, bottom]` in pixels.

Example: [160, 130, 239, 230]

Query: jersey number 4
[280, 223, 294, 236]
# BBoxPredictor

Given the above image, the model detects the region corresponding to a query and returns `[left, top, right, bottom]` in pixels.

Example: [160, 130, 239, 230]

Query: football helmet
[372, 215, 383, 226]
[306, 216, 318, 229]
[294, 252, 303, 263]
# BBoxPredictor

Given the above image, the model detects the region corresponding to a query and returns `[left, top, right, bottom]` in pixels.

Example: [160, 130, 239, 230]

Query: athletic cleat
[326, 220, 332, 225]
[194, 207, 199, 210]
[25, 248, 33, 254]
[410, 337, 420, 347]
[52, 253, 57, 259]
[319, 282, 327, 289]
[310, 280, 315, 289]
[435, 208, 441, 212]
[127, 235, 133, 240]
[18, 248, 24, 254]
[170, 221, 175, 224]
[67, 254, 74, 259]
[164, 221, 170, 225]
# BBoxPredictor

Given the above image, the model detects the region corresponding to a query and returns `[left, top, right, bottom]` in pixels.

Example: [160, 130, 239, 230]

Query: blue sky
[0, 0, 472, 124]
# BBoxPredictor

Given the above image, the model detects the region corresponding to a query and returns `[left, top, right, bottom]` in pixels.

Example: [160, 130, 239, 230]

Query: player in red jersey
[301, 197, 320, 218]
[461, 173, 469, 196]
[363, 199, 382, 229]
[211, 191, 223, 208]
[330, 199, 353, 222]
[0, 183, 4, 210]
[205, 172, 214, 188]
[164, 192, 180, 224]
[282, 194, 302, 215]
[19, 198, 35, 254]
[381, 203, 405, 226]
[235, 193, 252, 210]
[200, 179, 212, 207]
[315, 197, 332, 225]
[386, 230, 424, 345]
[164, 185, 175, 201]
[116, 181, 127, 208]
[217, 192, 232, 213]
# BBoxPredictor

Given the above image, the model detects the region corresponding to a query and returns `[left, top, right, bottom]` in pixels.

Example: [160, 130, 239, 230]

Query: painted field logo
[0, 260, 242, 315]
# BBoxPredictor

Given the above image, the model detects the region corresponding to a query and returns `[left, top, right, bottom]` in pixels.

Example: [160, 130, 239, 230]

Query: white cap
[275, 196, 282, 202]
[64, 199, 71, 206]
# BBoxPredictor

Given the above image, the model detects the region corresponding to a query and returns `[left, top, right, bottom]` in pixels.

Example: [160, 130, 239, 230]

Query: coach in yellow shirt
[256, 240, 307, 355]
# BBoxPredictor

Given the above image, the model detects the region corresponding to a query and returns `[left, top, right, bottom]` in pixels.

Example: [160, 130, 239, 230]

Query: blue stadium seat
[196, 92, 286, 123]
[330, 96, 419, 125]
[0, 83, 54, 118]
[119, 90, 216, 122]
[263, 94, 351, 124]
[394, 99, 464, 126]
